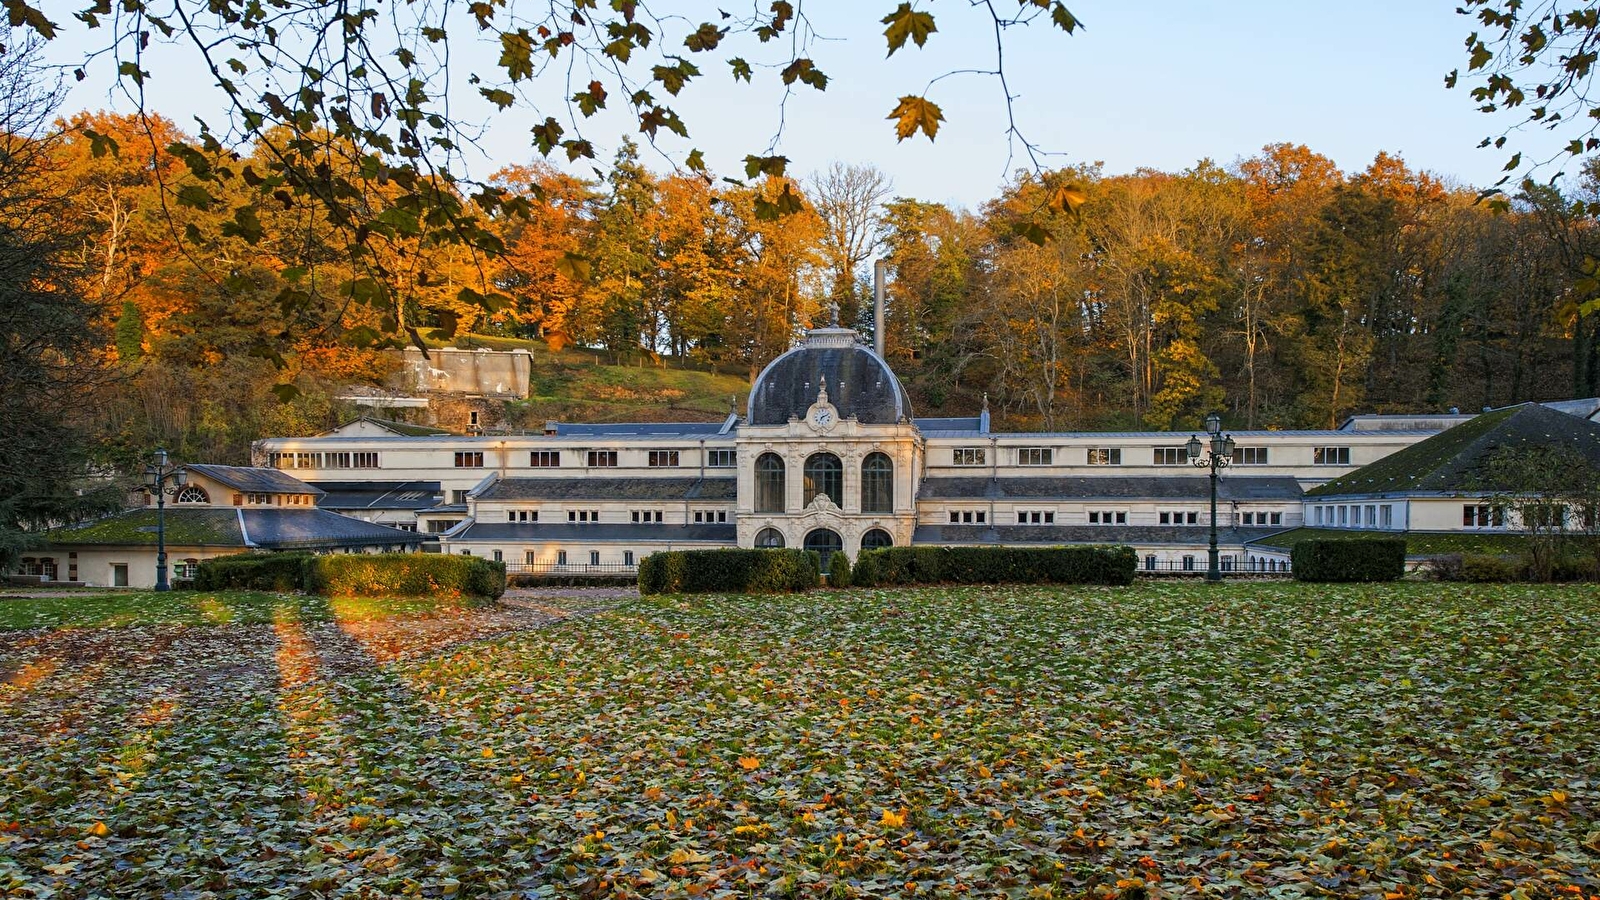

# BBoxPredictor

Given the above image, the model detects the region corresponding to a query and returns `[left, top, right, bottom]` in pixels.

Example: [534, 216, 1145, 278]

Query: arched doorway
[860, 528, 893, 551]
[803, 528, 843, 573]
[755, 527, 785, 548]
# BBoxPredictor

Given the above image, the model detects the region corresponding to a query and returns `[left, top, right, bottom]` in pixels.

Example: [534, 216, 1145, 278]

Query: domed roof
[747, 328, 913, 426]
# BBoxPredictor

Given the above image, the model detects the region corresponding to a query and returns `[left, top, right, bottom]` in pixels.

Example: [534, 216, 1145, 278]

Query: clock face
[811, 408, 834, 427]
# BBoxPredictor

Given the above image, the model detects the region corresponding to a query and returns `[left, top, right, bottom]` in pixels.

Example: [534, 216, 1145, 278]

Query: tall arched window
[755, 527, 785, 548]
[755, 453, 786, 513]
[804, 528, 843, 573]
[803, 452, 843, 507]
[860, 528, 894, 550]
[861, 452, 893, 513]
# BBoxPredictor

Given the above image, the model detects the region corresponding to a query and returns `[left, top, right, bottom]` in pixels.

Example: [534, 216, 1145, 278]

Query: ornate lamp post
[144, 449, 188, 592]
[1187, 413, 1235, 583]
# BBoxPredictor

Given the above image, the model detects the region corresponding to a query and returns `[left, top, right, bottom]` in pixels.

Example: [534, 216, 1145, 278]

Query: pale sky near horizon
[40, 1, 1573, 209]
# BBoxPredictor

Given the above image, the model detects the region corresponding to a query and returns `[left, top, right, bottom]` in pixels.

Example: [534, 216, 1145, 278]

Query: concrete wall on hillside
[394, 348, 532, 399]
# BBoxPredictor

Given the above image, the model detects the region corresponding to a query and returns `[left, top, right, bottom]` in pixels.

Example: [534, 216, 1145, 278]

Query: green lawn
[3, 583, 1597, 897]
[0, 590, 477, 631]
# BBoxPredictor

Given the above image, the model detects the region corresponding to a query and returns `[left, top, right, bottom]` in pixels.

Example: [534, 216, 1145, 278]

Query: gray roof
[552, 421, 729, 436]
[913, 524, 1285, 546]
[748, 330, 912, 426]
[309, 481, 442, 511]
[186, 464, 322, 495]
[452, 522, 737, 543]
[238, 509, 423, 549]
[917, 476, 1304, 502]
[478, 477, 737, 502]
[914, 417, 984, 432]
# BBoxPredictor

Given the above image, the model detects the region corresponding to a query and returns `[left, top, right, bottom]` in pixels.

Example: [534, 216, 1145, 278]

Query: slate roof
[917, 475, 1304, 502]
[320, 416, 451, 437]
[914, 417, 985, 432]
[478, 477, 737, 502]
[1307, 403, 1600, 497]
[48, 508, 248, 547]
[451, 522, 737, 543]
[552, 422, 729, 436]
[46, 507, 419, 549]
[186, 464, 323, 494]
[238, 509, 422, 549]
[748, 330, 912, 426]
[308, 481, 442, 511]
[913, 524, 1284, 546]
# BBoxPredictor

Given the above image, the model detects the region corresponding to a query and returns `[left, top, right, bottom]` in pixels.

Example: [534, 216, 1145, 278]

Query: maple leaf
[737, 755, 761, 770]
[882, 3, 937, 56]
[887, 95, 943, 142]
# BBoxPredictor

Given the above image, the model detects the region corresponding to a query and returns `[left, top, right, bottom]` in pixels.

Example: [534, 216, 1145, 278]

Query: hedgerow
[851, 545, 1136, 587]
[1291, 539, 1406, 583]
[194, 553, 505, 599]
[637, 549, 820, 595]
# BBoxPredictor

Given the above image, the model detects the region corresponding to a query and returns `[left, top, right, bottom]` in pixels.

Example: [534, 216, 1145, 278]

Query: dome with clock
[746, 328, 913, 427]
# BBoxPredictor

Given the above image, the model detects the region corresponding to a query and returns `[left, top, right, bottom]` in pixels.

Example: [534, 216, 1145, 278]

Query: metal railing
[1138, 559, 1292, 576]
[502, 561, 639, 577]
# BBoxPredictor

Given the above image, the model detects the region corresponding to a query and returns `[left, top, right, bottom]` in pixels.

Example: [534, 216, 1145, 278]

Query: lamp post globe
[1190, 414, 1232, 583]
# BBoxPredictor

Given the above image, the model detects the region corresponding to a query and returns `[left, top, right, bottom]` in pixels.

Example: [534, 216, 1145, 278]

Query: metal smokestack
[872, 258, 887, 359]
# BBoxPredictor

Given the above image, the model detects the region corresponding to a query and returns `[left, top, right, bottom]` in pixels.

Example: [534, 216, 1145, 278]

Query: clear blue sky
[44, 1, 1564, 209]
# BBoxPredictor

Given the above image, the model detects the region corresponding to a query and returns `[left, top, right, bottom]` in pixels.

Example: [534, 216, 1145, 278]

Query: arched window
[175, 485, 210, 504]
[860, 528, 893, 550]
[755, 527, 786, 548]
[803, 528, 843, 573]
[755, 453, 786, 513]
[861, 452, 893, 513]
[803, 452, 843, 507]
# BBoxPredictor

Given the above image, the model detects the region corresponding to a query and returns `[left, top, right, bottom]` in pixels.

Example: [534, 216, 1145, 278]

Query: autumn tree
[809, 163, 892, 328]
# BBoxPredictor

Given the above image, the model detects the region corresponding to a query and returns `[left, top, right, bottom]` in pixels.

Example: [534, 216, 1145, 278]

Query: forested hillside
[28, 111, 1600, 467]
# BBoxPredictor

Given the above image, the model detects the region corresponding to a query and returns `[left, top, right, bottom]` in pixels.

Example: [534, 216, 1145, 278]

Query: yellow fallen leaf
[881, 808, 907, 828]
[977, 765, 992, 778]
[738, 755, 760, 770]
[644, 785, 664, 801]
[87, 822, 108, 837]
[481, 747, 494, 758]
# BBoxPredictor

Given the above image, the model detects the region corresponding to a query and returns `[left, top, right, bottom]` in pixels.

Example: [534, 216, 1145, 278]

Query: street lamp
[144, 448, 188, 592]
[1187, 413, 1235, 582]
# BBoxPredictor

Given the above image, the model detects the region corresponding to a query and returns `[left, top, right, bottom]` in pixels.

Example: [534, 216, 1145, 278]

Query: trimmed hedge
[851, 545, 1136, 587]
[1290, 538, 1406, 583]
[308, 554, 506, 599]
[194, 552, 506, 599]
[827, 551, 853, 588]
[193, 553, 315, 592]
[637, 549, 820, 595]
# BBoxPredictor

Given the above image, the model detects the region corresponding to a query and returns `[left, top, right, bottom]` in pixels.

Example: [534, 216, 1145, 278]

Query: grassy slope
[3, 583, 1597, 897]
[433, 333, 751, 424]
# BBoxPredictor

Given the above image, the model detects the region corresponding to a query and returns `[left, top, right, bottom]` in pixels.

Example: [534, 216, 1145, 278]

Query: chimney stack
[872, 259, 888, 359]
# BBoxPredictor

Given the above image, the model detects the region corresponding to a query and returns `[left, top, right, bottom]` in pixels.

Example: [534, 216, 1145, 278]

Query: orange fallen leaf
[87, 822, 108, 837]
[738, 756, 760, 770]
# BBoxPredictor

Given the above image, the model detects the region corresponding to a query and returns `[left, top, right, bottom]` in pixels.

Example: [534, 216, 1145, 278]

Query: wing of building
[243, 327, 1600, 577]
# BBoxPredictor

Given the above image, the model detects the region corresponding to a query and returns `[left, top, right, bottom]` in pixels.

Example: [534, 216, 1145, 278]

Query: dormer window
[174, 485, 210, 504]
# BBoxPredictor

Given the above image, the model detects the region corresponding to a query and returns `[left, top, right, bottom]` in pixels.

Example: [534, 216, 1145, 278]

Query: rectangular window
[952, 447, 986, 466]
[707, 449, 736, 467]
[1153, 447, 1187, 466]
[949, 511, 959, 523]
[454, 451, 483, 468]
[624, 551, 635, 566]
[526, 551, 538, 566]
[976, 511, 986, 524]
[694, 511, 704, 523]
[1241, 512, 1255, 525]
[1464, 504, 1505, 527]
[1270, 512, 1283, 526]
[1365, 505, 1377, 527]
[492, 550, 502, 562]
[557, 550, 568, 566]
[1380, 505, 1392, 529]
[587, 450, 618, 467]
[1314, 446, 1352, 466]
[451, 490, 469, 504]
[1115, 511, 1126, 524]
[508, 511, 516, 522]
[1315, 506, 1324, 526]
[353, 452, 379, 469]
[1159, 512, 1170, 524]
[1338, 505, 1348, 526]
[589, 551, 601, 566]
[1016, 447, 1052, 466]
[530, 451, 561, 467]
[648, 450, 681, 468]
[1089, 511, 1099, 524]
[1087, 448, 1122, 466]
[1232, 446, 1269, 465]
[1182, 555, 1195, 571]
[1186, 512, 1198, 524]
